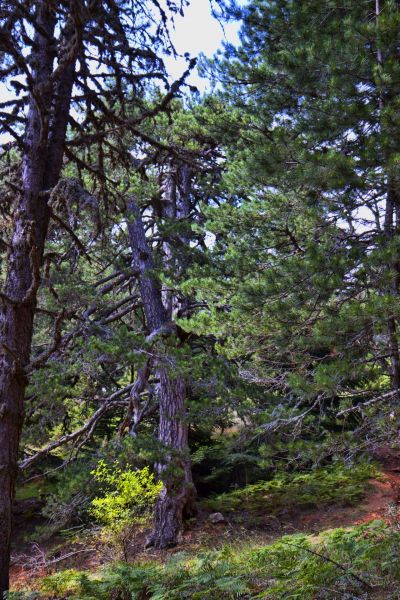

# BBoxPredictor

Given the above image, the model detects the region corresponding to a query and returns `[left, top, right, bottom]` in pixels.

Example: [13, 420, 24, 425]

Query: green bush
[88, 462, 161, 559]
[38, 437, 155, 538]
[203, 461, 377, 514]
[89, 462, 161, 528]
[40, 570, 94, 598]
[36, 521, 400, 599]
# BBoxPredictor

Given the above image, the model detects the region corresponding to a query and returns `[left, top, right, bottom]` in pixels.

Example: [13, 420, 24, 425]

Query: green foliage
[15, 480, 46, 502]
[203, 462, 377, 514]
[35, 521, 400, 599]
[181, 0, 400, 461]
[38, 458, 96, 538]
[9, 4, 400, 598]
[37, 438, 159, 538]
[40, 570, 97, 600]
[89, 462, 161, 529]
[86, 461, 161, 559]
[249, 521, 400, 598]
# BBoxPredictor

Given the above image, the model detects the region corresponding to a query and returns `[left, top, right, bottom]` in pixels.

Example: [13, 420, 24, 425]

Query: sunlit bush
[89, 462, 162, 558]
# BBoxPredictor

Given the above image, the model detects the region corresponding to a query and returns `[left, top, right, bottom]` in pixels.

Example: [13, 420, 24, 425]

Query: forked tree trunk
[127, 196, 196, 549]
[0, 4, 77, 593]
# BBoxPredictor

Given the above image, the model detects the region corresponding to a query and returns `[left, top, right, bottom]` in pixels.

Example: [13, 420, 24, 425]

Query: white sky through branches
[0, 1, 243, 144]
[164, 0, 242, 91]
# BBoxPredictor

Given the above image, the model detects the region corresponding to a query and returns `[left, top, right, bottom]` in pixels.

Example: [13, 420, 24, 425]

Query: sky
[164, 1, 242, 91]
[0, 1, 243, 143]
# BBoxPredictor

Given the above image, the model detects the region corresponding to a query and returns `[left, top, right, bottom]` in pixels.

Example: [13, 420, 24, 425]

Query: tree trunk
[127, 196, 196, 549]
[376, 1, 400, 397]
[0, 4, 77, 593]
[384, 183, 400, 394]
[150, 369, 195, 548]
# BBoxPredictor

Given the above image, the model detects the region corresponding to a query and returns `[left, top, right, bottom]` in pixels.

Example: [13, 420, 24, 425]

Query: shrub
[39, 569, 101, 600]
[203, 461, 377, 514]
[89, 462, 161, 526]
[88, 462, 162, 558]
[35, 521, 400, 599]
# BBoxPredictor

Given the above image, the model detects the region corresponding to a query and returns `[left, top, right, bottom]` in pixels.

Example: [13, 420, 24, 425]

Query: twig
[282, 541, 372, 590]
[45, 548, 96, 566]
[18, 385, 134, 470]
[336, 390, 396, 418]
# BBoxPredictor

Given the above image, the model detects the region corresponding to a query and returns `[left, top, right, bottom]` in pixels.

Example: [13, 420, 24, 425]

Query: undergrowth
[11, 520, 400, 599]
[203, 461, 377, 514]
[9, 462, 383, 600]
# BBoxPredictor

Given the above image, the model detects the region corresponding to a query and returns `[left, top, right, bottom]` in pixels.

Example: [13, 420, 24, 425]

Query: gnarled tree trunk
[0, 3, 77, 593]
[150, 370, 195, 547]
[127, 195, 196, 549]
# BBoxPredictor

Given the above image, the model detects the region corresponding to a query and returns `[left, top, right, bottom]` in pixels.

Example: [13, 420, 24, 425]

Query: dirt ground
[10, 448, 400, 592]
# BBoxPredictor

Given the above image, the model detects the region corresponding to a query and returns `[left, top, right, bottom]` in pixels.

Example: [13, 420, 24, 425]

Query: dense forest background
[1, 0, 400, 598]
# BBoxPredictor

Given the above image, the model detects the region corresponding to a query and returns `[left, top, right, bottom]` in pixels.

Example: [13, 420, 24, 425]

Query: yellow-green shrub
[90, 462, 161, 528]
[88, 462, 162, 557]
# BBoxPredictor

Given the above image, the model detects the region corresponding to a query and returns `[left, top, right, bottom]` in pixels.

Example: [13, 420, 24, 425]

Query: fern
[203, 461, 377, 514]
[34, 521, 399, 599]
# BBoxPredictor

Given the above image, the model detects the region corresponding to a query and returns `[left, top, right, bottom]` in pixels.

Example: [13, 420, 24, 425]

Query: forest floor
[9, 447, 400, 594]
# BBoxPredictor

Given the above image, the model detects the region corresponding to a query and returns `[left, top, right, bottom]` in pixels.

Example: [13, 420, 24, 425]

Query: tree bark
[0, 4, 77, 593]
[150, 369, 195, 548]
[384, 183, 400, 394]
[375, 1, 400, 396]
[127, 195, 196, 549]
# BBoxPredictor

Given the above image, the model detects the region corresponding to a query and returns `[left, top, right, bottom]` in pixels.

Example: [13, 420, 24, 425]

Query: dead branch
[119, 359, 153, 436]
[336, 390, 397, 418]
[26, 309, 69, 372]
[19, 384, 135, 471]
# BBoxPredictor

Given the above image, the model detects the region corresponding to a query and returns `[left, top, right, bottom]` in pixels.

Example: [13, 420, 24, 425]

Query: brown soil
[10, 448, 400, 592]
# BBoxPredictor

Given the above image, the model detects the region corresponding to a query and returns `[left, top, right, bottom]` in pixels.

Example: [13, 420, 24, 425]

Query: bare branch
[19, 385, 134, 471]
[336, 390, 397, 418]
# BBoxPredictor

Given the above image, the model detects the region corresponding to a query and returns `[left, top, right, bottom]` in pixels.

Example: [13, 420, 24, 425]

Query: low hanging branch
[336, 389, 397, 418]
[18, 384, 135, 471]
[27, 283, 141, 374]
[254, 397, 322, 438]
[282, 540, 372, 590]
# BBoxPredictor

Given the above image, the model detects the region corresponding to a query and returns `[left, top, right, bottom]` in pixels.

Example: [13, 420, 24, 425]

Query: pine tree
[0, 0, 190, 590]
[190, 0, 400, 448]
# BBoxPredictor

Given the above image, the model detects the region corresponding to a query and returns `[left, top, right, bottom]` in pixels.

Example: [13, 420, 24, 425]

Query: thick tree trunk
[127, 196, 196, 549]
[150, 369, 195, 548]
[375, 0, 400, 396]
[384, 183, 400, 394]
[0, 4, 77, 593]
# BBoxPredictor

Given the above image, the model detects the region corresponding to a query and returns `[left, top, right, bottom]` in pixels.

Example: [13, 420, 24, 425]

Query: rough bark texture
[150, 370, 195, 548]
[376, 0, 400, 396]
[127, 194, 196, 549]
[0, 4, 77, 593]
[384, 183, 400, 394]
